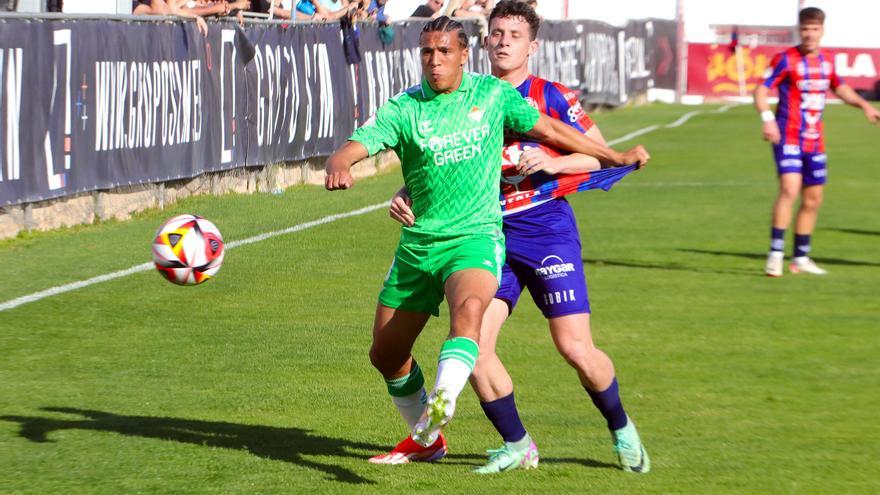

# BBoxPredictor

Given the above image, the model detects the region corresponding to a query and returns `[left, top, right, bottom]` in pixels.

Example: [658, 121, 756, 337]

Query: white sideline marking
[1, 104, 745, 313]
[0, 202, 388, 312]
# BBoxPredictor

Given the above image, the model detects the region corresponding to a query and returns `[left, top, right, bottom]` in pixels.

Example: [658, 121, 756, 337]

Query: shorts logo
[812, 153, 827, 163]
[782, 145, 801, 155]
[534, 255, 576, 280]
[779, 158, 803, 169]
[543, 290, 576, 306]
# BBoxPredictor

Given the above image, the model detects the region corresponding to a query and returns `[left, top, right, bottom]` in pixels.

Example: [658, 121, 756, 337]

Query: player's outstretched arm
[526, 114, 649, 167]
[754, 85, 781, 144]
[517, 126, 608, 176]
[516, 148, 600, 176]
[833, 84, 880, 124]
[324, 141, 369, 190]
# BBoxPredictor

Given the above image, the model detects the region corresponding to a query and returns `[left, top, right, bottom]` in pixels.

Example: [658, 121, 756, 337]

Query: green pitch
[1, 103, 878, 494]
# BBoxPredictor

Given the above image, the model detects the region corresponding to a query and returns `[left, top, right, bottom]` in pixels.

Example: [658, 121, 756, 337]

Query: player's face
[420, 31, 469, 94]
[485, 16, 537, 74]
[799, 21, 824, 53]
[427, 0, 443, 11]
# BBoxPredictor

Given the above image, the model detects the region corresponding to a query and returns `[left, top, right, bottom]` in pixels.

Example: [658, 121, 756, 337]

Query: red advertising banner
[687, 43, 880, 99]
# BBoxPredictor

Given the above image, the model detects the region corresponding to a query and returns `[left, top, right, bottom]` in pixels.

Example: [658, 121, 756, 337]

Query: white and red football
[151, 214, 224, 286]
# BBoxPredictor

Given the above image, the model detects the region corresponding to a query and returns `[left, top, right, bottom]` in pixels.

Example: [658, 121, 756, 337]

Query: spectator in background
[365, 0, 389, 24]
[132, 0, 209, 35]
[296, 0, 356, 21]
[411, 0, 443, 18]
[445, 0, 493, 18]
[267, 0, 319, 19]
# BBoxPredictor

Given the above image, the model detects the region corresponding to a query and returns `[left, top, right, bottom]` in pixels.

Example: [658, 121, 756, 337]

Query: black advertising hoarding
[0, 17, 676, 207]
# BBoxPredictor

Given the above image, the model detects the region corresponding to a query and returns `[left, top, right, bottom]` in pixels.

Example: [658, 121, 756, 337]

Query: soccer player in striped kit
[755, 7, 880, 277]
[378, 1, 650, 474]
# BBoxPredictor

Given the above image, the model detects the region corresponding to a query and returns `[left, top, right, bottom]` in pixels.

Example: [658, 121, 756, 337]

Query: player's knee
[451, 296, 487, 324]
[368, 345, 396, 376]
[802, 194, 823, 211]
[558, 341, 590, 369]
[778, 185, 799, 202]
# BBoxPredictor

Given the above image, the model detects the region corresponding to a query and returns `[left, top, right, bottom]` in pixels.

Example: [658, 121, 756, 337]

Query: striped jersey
[501, 75, 594, 216]
[761, 46, 843, 153]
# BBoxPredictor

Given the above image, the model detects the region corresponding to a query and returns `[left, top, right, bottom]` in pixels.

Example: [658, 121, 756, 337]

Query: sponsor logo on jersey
[418, 120, 434, 133]
[468, 106, 484, 122]
[524, 97, 538, 109]
[534, 255, 576, 280]
[419, 124, 492, 166]
[797, 79, 830, 91]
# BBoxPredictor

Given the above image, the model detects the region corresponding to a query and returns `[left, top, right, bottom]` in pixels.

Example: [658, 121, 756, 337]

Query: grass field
[1, 103, 878, 494]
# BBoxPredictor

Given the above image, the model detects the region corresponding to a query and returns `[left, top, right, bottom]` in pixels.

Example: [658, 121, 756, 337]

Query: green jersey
[350, 72, 540, 245]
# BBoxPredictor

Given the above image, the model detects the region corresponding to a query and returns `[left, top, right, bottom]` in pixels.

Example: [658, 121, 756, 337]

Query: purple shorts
[773, 144, 827, 186]
[496, 199, 590, 318]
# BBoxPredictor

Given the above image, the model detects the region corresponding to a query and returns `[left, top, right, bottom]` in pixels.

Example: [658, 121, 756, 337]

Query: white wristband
[761, 110, 775, 123]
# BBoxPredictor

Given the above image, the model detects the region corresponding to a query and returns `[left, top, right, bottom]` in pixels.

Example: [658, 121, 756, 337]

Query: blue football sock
[586, 377, 628, 431]
[480, 392, 528, 444]
[793, 233, 811, 258]
[770, 227, 786, 252]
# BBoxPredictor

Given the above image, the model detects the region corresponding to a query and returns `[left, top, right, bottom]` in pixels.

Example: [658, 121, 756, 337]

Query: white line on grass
[1, 104, 745, 313]
[0, 202, 388, 312]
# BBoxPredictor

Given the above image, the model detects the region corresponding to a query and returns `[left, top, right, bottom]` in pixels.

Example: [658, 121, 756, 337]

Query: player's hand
[863, 105, 880, 124]
[324, 164, 354, 190]
[619, 145, 650, 168]
[389, 188, 415, 227]
[762, 120, 781, 144]
[517, 147, 562, 175]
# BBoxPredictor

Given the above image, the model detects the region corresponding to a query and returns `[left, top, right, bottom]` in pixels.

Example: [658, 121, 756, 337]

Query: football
[151, 214, 225, 286]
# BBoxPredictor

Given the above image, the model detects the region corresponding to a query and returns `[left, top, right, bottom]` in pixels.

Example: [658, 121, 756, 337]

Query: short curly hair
[489, 1, 541, 40]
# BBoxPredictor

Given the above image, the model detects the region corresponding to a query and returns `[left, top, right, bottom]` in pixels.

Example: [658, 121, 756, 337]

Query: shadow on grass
[444, 454, 618, 470]
[1, 407, 382, 484]
[584, 258, 756, 276]
[824, 227, 880, 237]
[679, 248, 880, 267]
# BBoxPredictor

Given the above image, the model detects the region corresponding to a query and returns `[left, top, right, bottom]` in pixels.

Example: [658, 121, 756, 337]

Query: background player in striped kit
[755, 7, 880, 277]
[380, 1, 650, 474]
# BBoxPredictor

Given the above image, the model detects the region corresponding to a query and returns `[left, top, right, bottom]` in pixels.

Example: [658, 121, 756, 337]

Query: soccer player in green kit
[324, 16, 649, 457]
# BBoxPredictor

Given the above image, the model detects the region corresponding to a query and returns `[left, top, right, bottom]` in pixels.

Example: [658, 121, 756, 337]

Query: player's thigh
[444, 268, 499, 313]
[440, 233, 506, 311]
[778, 172, 803, 198]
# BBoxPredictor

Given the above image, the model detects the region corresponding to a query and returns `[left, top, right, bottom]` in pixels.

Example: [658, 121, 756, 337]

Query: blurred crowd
[128, 0, 539, 28]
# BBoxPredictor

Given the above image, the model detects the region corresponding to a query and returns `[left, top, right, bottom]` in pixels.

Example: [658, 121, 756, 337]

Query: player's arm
[324, 141, 369, 190]
[754, 85, 781, 144]
[517, 126, 606, 176]
[525, 114, 649, 168]
[833, 84, 880, 123]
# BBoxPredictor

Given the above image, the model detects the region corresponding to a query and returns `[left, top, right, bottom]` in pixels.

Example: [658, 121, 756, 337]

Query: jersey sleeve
[762, 52, 789, 89]
[349, 98, 404, 156]
[499, 79, 540, 134]
[546, 82, 594, 133]
[829, 58, 844, 90]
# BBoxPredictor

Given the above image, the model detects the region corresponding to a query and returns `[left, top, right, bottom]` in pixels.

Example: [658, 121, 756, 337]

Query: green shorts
[378, 232, 505, 316]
